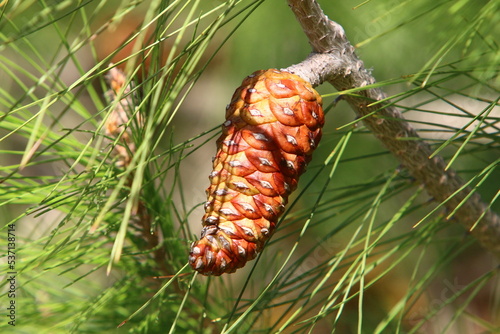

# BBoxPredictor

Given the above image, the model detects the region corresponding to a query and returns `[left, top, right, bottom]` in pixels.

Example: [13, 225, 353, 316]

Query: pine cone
[189, 69, 324, 275]
[104, 66, 142, 167]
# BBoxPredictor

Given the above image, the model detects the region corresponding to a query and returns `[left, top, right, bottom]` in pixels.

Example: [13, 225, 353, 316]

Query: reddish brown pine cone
[189, 69, 324, 275]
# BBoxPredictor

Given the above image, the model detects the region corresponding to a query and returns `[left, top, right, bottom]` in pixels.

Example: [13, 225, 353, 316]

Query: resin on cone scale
[189, 69, 324, 275]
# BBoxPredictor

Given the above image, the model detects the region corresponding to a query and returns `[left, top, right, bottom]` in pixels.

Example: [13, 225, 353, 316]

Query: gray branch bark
[285, 0, 500, 258]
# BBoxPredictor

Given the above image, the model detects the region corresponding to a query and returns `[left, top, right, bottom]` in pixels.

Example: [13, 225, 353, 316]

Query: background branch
[285, 0, 500, 258]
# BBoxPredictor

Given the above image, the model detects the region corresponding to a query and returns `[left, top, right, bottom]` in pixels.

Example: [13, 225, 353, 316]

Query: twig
[285, 0, 500, 258]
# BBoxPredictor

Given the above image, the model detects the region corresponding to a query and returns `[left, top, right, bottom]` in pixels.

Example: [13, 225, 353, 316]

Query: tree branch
[285, 0, 500, 258]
